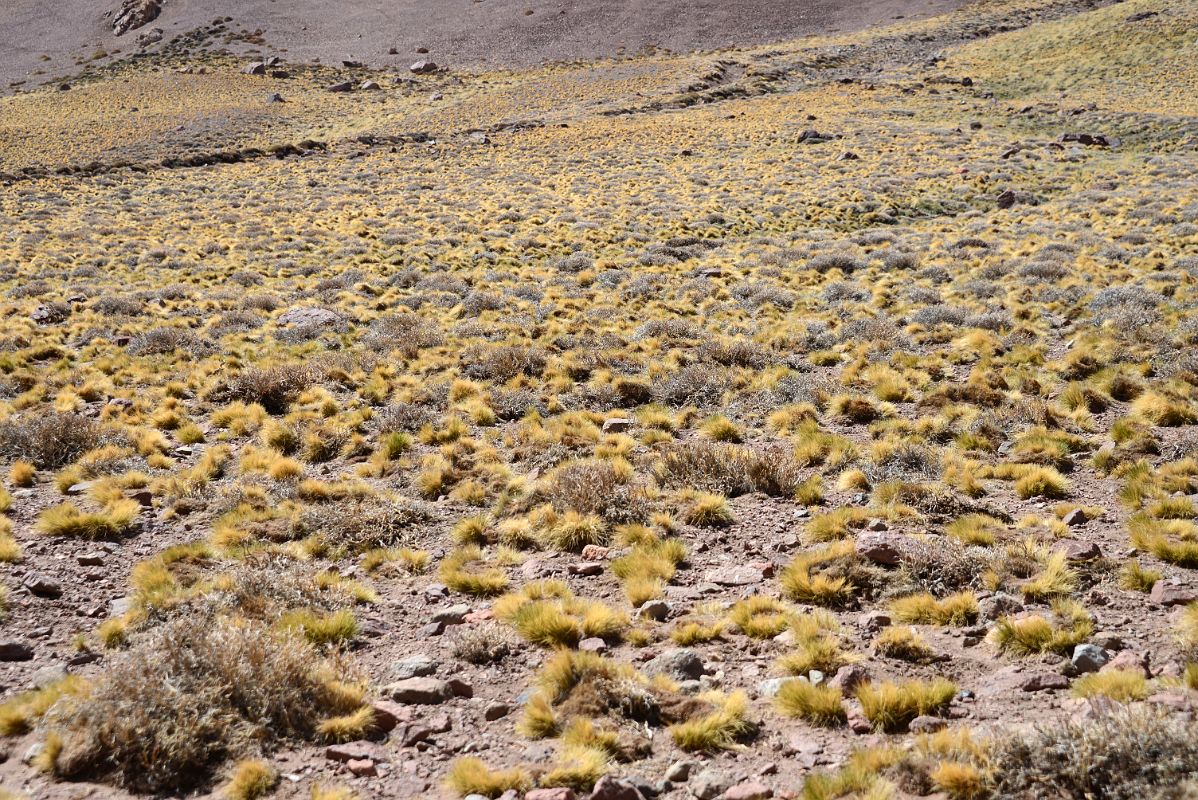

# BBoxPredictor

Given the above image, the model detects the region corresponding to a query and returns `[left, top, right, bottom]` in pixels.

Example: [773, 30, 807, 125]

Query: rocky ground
[1, 0, 1198, 799]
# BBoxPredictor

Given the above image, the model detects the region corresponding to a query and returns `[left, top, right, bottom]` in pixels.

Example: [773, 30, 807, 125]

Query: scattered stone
[865, 518, 888, 532]
[424, 583, 450, 599]
[326, 742, 376, 762]
[370, 700, 410, 731]
[23, 573, 63, 599]
[858, 611, 891, 633]
[1150, 581, 1198, 606]
[837, 151, 859, 161]
[346, 758, 377, 777]
[581, 545, 610, 560]
[1019, 673, 1070, 692]
[485, 701, 511, 721]
[637, 600, 670, 621]
[1061, 132, 1116, 148]
[31, 303, 68, 323]
[1090, 632, 1125, 651]
[588, 775, 644, 800]
[1071, 644, 1110, 674]
[447, 678, 473, 698]
[707, 564, 767, 586]
[644, 648, 705, 681]
[908, 715, 948, 734]
[242, 62, 266, 75]
[433, 604, 470, 625]
[756, 677, 793, 698]
[1102, 650, 1150, 677]
[387, 677, 454, 704]
[854, 532, 904, 565]
[828, 664, 870, 693]
[664, 760, 694, 783]
[1063, 508, 1088, 526]
[690, 768, 732, 800]
[393, 653, 436, 680]
[30, 664, 68, 688]
[65, 481, 93, 496]
[267, 92, 284, 103]
[360, 80, 381, 91]
[996, 189, 1017, 209]
[410, 60, 438, 74]
[1060, 539, 1101, 561]
[847, 709, 873, 734]
[579, 638, 608, 654]
[77, 552, 106, 566]
[978, 593, 1024, 620]
[527, 789, 576, 800]
[569, 561, 603, 576]
[724, 781, 773, 800]
[327, 81, 354, 93]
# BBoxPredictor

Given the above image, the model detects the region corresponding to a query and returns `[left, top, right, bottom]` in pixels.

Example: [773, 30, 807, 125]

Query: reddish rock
[828, 664, 870, 693]
[854, 532, 904, 565]
[326, 742, 376, 762]
[1102, 650, 1150, 677]
[908, 715, 948, 734]
[346, 758, 377, 777]
[527, 789, 576, 800]
[581, 545, 611, 560]
[1151, 581, 1198, 606]
[725, 781, 774, 800]
[387, 677, 453, 704]
[1019, 673, 1070, 692]
[1060, 539, 1101, 561]
[370, 700, 411, 731]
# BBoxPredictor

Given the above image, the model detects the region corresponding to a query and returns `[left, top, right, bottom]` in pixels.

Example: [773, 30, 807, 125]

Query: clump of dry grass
[41, 613, 367, 792]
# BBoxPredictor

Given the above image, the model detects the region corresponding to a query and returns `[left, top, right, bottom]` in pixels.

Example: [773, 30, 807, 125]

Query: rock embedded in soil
[644, 648, 705, 681]
[387, 677, 454, 704]
[0, 640, 35, 661]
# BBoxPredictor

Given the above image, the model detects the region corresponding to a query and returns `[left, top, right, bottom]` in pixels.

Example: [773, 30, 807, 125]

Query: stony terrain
[0, 0, 970, 94]
[1, 0, 1198, 799]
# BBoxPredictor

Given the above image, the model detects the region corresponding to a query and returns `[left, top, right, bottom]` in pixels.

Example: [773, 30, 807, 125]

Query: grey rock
[690, 768, 732, 800]
[243, 62, 266, 75]
[645, 648, 705, 681]
[637, 600, 670, 621]
[1072, 644, 1110, 674]
[23, 573, 63, 599]
[665, 760, 695, 783]
[484, 701, 510, 721]
[602, 417, 635, 433]
[393, 653, 437, 680]
[432, 604, 470, 625]
[410, 60, 438, 74]
[978, 592, 1024, 620]
[756, 677, 794, 698]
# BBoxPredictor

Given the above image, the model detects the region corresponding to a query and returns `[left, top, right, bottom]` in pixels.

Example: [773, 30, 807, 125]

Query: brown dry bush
[989, 707, 1198, 800]
[46, 614, 357, 793]
[461, 345, 548, 381]
[294, 495, 435, 553]
[362, 312, 443, 356]
[655, 441, 803, 498]
[0, 412, 101, 469]
[220, 365, 315, 415]
[536, 459, 652, 524]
